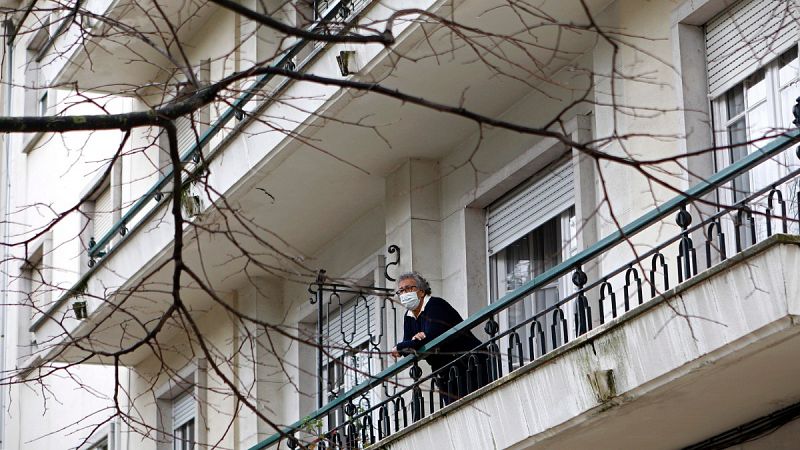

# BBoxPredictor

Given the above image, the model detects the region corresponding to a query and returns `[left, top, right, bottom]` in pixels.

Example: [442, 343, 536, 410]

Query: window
[91, 180, 113, 241]
[707, 0, 800, 246]
[78, 164, 122, 269]
[320, 292, 378, 404]
[38, 90, 48, 116]
[172, 391, 195, 450]
[24, 22, 49, 117]
[488, 158, 576, 358]
[155, 361, 205, 450]
[22, 237, 52, 326]
[712, 46, 800, 202]
[82, 422, 116, 450]
[21, 21, 50, 151]
[323, 341, 372, 429]
[163, 61, 211, 165]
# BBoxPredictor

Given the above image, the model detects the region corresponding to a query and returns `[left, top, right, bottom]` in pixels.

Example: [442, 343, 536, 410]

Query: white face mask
[399, 291, 421, 310]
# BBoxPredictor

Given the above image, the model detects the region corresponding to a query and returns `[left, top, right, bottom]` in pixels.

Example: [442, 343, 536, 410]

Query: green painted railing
[249, 129, 800, 449]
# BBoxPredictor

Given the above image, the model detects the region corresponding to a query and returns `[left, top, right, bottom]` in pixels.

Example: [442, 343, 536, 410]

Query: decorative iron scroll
[307, 274, 397, 410]
[384, 245, 400, 282]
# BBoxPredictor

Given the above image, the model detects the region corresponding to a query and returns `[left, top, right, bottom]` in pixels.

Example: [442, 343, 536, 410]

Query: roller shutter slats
[487, 159, 574, 255]
[706, 0, 800, 97]
[172, 391, 194, 428]
[324, 296, 375, 357]
[93, 186, 112, 239]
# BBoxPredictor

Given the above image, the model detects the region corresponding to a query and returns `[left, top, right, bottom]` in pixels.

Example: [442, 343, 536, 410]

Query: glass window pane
[747, 101, 769, 149]
[728, 118, 750, 202]
[780, 83, 800, 129]
[726, 83, 745, 119]
[779, 46, 798, 88]
[187, 421, 194, 450]
[745, 69, 767, 106]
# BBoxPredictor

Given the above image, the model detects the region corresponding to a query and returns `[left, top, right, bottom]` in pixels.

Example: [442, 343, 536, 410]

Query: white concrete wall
[2, 0, 774, 448]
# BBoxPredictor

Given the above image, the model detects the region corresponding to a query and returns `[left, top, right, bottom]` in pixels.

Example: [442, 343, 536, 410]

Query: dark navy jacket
[395, 296, 482, 372]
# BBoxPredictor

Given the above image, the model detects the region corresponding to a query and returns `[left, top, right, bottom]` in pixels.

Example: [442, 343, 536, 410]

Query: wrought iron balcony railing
[251, 126, 800, 449]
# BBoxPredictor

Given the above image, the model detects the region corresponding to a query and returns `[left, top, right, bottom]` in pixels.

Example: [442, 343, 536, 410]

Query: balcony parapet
[251, 128, 800, 449]
[375, 233, 800, 449]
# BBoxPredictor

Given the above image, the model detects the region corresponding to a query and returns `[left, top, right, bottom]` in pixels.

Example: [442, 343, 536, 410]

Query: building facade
[0, 0, 799, 449]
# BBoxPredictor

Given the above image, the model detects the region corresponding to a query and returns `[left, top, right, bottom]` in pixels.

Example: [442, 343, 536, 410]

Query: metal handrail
[249, 129, 800, 450]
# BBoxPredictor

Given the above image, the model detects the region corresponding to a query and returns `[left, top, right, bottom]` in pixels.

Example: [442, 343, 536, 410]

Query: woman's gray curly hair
[396, 271, 432, 295]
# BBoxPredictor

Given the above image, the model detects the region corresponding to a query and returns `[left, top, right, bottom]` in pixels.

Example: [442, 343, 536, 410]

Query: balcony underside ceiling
[231, 0, 611, 260]
[55, 0, 614, 281]
[54, 0, 218, 92]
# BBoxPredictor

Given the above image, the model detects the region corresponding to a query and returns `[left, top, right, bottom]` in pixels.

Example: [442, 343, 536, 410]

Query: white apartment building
[1, 0, 800, 449]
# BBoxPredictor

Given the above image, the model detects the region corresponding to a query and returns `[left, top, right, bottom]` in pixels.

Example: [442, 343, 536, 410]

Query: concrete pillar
[235, 277, 286, 449]
[384, 159, 442, 295]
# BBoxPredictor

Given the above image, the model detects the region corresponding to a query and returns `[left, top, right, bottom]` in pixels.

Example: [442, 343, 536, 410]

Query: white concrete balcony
[24, 0, 615, 367]
[250, 131, 800, 450]
[380, 234, 800, 450]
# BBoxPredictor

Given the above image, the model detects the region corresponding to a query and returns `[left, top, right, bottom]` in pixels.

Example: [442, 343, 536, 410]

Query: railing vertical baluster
[428, 381, 436, 415]
[572, 267, 591, 336]
[529, 319, 546, 359]
[735, 206, 756, 252]
[551, 308, 568, 349]
[650, 252, 669, 297]
[623, 266, 643, 311]
[676, 206, 697, 282]
[393, 396, 407, 431]
[410, 362, 424, 422]
[377, 404, 390, 440]
[507, 330, 523, 372]
[466, 353, 483, 393]
[767, 187, 788, 235]
[447, 365, 461, 404]
[361, 414, 375, 445]
[484, 317, 502, 382]
[599, 280, 616, 324]
[705, 220, 727, 268]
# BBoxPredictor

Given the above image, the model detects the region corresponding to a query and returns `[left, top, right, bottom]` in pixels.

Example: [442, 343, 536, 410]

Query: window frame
[21, 22, 50, 152]
[20, 233, 53, 333]
[79, 422, 117, 450]
[155, 359, 207, 450]
[709, 43, 800, 249]
[711, 44, 800, 182]
[78, 161, 123, 269]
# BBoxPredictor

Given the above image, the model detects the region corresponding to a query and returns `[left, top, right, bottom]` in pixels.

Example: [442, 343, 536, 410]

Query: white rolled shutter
[93, 185, 112, 239]
[706, 0, 800, 98]
[172, 391, 194, 428]
[175, 115, 196, 155]
[487, 158, 574, 255]
[324, 296, 375, 357]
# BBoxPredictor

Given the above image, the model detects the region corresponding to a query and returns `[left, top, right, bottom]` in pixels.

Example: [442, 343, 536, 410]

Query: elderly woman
[390, 271, 486, 404]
